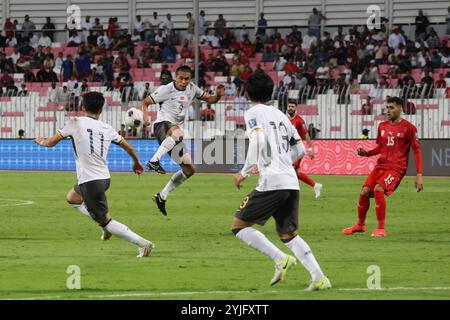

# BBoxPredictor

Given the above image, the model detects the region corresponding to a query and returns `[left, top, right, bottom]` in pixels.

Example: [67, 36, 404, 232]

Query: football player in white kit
[141, 65, 224, 215]
[232, 71, 331, 291]
[34, 92, 154, 258]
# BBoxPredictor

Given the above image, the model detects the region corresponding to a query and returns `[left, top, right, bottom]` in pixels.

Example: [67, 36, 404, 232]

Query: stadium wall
[1, 139, 449, 176]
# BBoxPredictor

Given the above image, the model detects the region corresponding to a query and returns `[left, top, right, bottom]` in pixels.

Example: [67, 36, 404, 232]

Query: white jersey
[244, 104, 300, 192]
[150, 82, 204, 126]
[58, 117, 124, 184]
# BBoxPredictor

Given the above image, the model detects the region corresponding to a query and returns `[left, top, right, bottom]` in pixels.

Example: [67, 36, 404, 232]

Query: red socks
[374, 190, 386, 229]
[297, 171, 315, 187]
[357, 194, 370, 226]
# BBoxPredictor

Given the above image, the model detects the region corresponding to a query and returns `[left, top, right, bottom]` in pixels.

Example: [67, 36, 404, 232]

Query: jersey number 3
[87, 129, 104, 157]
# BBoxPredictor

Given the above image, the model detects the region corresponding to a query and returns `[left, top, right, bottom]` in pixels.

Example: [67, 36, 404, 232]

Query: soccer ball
[125, 107, 144, 128]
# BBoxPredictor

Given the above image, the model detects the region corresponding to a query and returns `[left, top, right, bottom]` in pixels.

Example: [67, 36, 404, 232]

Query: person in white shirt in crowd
[81, 16, 92, 43]
[283, 72, 294, 87]
[316, 60, 330, 85]
[29, 32, 40, 49]
[368, 81, 382, 100]
[155, 29, 166, 46]
[134, 15, 146, 40]
[301, 31, 317, 49]
[46, 82, 58, 103]
[149, 12, 162, 31]
[131, 29, 141, 46]
[97, 31, 110, 49]
[6, 35, 17, 47]
[161, 13, 174, 37]
[234, 91, 250, 112]
[224, 76, 237, 96]
[10, 47, 21, 64]
[388, 27, 406, 50]
[38, 33, 52, 48]
[273, 55, 287, 72]
[240, 25, 250, 41]
[199, 10, 211, 35]
[68, 31, 82, 47]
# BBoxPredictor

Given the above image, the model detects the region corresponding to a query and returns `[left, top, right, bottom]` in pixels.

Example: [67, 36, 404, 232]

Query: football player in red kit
[287, 100, 322, 198]
[343, 96, 423, 237]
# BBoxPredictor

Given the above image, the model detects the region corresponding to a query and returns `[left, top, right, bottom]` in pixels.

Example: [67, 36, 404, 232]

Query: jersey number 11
[87, 129, 104, 157]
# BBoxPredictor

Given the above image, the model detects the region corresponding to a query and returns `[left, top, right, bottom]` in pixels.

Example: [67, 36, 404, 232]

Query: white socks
[285, 235, 325, 281]
[104, 219, 149, 247]
[160, 170, 188, 200]
[71, 203, 92, 219]
[235, 227, 286, 262]
[150, 136, 176, 162]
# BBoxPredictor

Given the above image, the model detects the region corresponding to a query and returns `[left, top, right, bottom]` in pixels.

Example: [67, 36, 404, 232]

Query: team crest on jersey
[248, 118, 257, 128]
[178, 95, 187, 102]
[397, 132, 404, 137]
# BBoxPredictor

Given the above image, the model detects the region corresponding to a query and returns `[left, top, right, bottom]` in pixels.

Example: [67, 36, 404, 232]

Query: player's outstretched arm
[200, 85, 224, 104]
[34, 132, 64, 147]
[141, 95, 155, 127]
[303, 132, 314, 159]
[118, 138, 144, 174]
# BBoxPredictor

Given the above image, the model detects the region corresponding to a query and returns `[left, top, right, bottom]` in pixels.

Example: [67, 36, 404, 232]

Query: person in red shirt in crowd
[240, 66, 252, 83]
[200, 104, 216, 121]
[446, 87, 450, 99]
[343, 96, 423, 237]
[242, 39, 255, 58]
[361, 96, 373, 115]
[271, 33, 285, 55]
[403, 100, 416, 115]
[287, 100, 323, 198]
[107, 17, 119, 39]
[284, 58, 298, 74]
[435, 74, 446, 88]
[4, 18, 16, 38]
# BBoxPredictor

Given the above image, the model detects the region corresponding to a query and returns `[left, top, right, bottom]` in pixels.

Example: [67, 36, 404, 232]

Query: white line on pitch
[0, 198, 34, 207]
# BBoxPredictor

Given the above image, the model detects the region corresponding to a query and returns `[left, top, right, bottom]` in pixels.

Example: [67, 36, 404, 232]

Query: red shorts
[363, 168, 404, 196]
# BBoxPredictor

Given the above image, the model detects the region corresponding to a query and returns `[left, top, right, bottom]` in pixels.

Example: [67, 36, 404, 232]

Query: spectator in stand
[134, 15, 145, 41]
[4, 18, 16, 39]
[141, 82, 151, 99]
[75, 51, 91, 80]
[118, 67, 132, 83]
[89, 67, 104, 83]
[401, 79, 418, 99]
[155, 29, 166, 46]
[89, 18, 103, 44]
[302, 31, 317, 49]
[114, 51, 130, 71]
[17, 83, 28, 97]
[53, 52, 64, 73]
[426, 29, 441, 50]
[201, 104, 216, 121]
[24, 69, 36, 82]
[256, 13, 267, 40]
[67, 31, 82, 47]
[160, 64, 173, 85]
[42, 17, 56, 41]
[358, 129, 370, 139]
[186, 12, 195, 41]
[368, 81, 382, 100]
[316, 60, 330, 87]
[415, 10, 429, 41]
[273, 55, 287, 72]
[97, 31, 111, 49]
[29, 32, 40, 49]
[61, 54, 74, 81]
[231, 58, 245, 78]
[107, 17, 119, 39]
[360, 66, 378, 84]
[308, 8, 326, 38]
[214, 14, 226, 37]
[224, 76, 237, 96]
[38, 32, 52, 48]
[445, 86, 450, 98]
[80, 79, 89, 93]
[199, 10, 211, 36]
[46, 82, 58, 102]
[361, 97, 373, 115]
[233, 90, 250, 111]
[42, 55, 55, 70]
[56, 85, 70, 106]
[81, 16, 92, 44]
[21, 15, 36, 39]
[161, 14, 174, 38]
[131, 29, 141, 46]
[5, 34, 18, 47]
[435, 74, 446, 88]
[398, 71, 415, 88]
[180, 40, 194, 60]
[334, 77, 350, 103]
[430, 50, 442, 69]
[420, 70, 435, 97]
[388, 27, 406, 50]
[404, 100, 416, 115]
[262, 46, 275, 62]
[0, 71, 17, 95]
[284, 58, 298, 74]
[240, 65, 252, 83]
[162, 40, 177, 63]
[149, 12, 162, 32]
[242, 38, 255, 58]
[289, 25, 302, 41]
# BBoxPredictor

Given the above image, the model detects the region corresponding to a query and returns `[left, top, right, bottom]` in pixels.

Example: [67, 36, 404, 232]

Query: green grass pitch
[0, 171, 449, 300]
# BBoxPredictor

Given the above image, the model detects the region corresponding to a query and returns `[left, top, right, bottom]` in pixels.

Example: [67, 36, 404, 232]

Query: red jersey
[290, 114, 308, 139]
[372, 119, 421, 175]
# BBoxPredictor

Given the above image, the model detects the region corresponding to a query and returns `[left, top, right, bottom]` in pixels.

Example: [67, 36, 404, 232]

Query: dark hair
[245, 71, 274, 102]
[82, 92, 105, 114]
[288, 99, 297, 105]
[386, 96, 404, 106]
[175, 65, 192, 76]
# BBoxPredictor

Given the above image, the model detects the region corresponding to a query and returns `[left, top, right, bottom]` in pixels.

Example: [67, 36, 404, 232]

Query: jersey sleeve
[57, 119, 76, 138]
[193, 83, 205, 99]
[109, 126, 124, 145]
[298, 117, 308, 138]
[149, 85, 171, 104]
[244, 109, 263, 136]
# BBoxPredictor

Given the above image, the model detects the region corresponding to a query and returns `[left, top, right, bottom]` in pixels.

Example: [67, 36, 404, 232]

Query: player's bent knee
[361, 187, 372, 197]
[66, 189, 82, 204]
[278, 230, 298, 242]
[374, 184, 384, 192]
